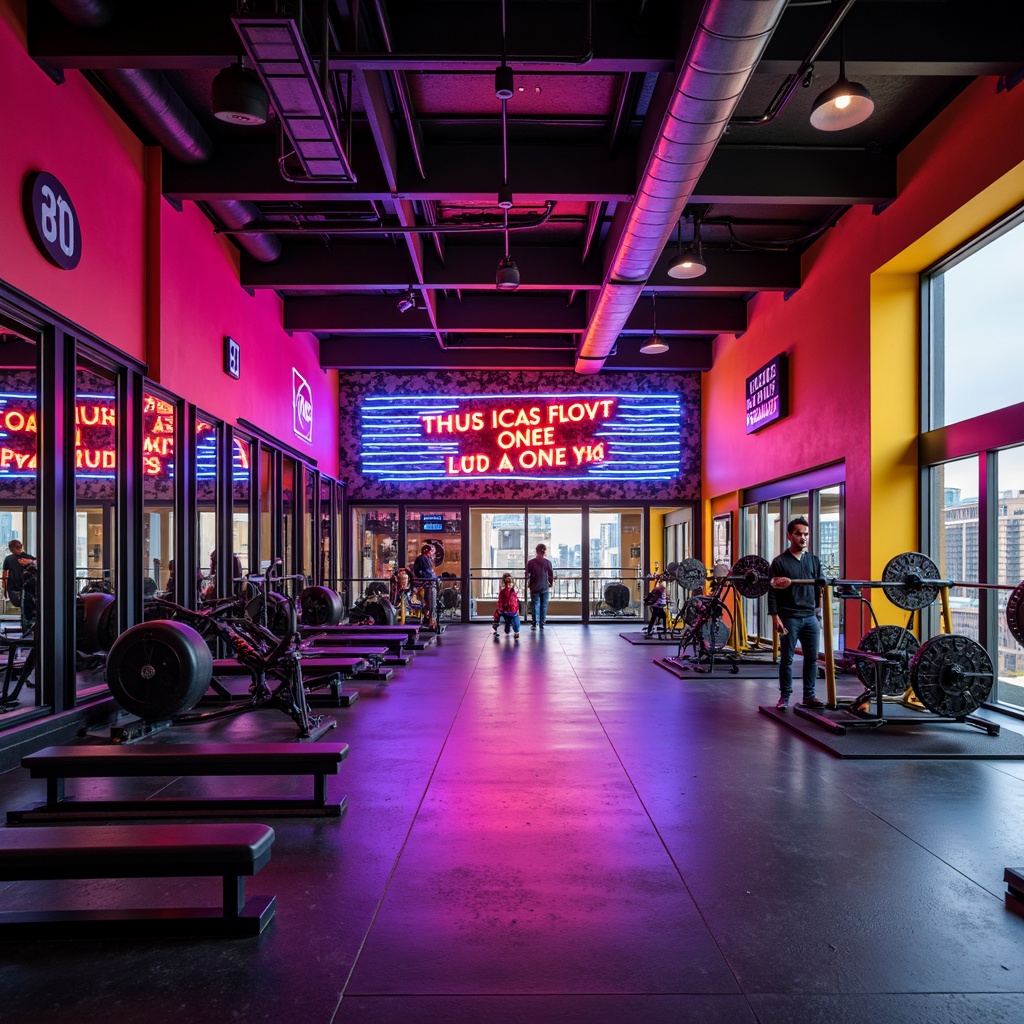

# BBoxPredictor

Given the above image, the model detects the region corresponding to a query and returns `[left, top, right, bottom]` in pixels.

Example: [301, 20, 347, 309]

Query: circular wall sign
[22, 171, 82, 270]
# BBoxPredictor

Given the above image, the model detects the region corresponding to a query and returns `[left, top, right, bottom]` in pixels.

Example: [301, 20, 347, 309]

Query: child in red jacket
[494, 573, 521, 639]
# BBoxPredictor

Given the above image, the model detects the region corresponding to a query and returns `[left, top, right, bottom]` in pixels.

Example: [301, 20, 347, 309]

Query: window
[926, 210, 1024, 429]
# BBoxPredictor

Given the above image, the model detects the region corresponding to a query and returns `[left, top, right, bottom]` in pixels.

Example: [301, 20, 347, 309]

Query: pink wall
[702, 77, 1024, 578]
[0, 9, 145, 358]
[155, 200, 339, 477]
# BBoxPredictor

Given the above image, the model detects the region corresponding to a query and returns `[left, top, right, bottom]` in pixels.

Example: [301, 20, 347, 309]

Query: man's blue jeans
[778, 613, 820, 698]
[531, 590, 549, 626]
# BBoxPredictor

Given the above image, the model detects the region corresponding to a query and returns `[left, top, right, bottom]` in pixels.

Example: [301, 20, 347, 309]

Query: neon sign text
[360, 392, 682, 482]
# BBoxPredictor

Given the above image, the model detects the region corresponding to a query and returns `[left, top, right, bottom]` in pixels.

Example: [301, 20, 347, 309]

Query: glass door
[590, 508, 644, 621]
[527, 507, 583, 621]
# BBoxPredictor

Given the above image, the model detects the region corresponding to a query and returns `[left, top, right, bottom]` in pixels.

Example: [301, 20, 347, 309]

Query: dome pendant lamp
[667, 217, 707, 280]
[810, 26, 874, 131]
[640, 291, 668, 355]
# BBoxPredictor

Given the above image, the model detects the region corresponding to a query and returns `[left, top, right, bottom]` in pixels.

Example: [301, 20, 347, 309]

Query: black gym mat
[619, 632, 681, 645]
[655, 655, 780, 679]
[758, 704, 1024, 759]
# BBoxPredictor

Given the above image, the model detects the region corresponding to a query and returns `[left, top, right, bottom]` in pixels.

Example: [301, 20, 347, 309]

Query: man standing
[2, 540, 37, 633]
[525, 543, 554, 631]
[767, 517, 823, 711]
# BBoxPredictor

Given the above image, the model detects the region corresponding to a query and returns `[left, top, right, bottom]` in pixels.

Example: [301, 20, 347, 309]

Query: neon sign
[360, 393, 682, 481]
[0, 391, 249, 481]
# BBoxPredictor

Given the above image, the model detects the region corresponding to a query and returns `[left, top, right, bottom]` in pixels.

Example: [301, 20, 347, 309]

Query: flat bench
[7, 742, 348, 824]
[210, 656, 368, 678]
[300, 632, 415, 656]
[298, 643, 410, 667]
[301, 624, 433, 649]
[0, 822, 275, 937]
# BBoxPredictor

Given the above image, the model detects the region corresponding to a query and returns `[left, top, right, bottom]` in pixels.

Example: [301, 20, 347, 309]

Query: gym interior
[2, 1, 1024, 1021]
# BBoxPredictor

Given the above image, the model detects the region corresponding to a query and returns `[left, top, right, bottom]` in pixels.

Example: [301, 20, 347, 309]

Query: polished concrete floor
[2, 625, 1024, 1023]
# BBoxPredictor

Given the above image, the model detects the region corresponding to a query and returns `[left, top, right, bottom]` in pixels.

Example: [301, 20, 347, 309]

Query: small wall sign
[745, 353, 788, 433]
[22, 171, 82, 270]
[224, 336, 241, 379]
[293, 368, 313, 443]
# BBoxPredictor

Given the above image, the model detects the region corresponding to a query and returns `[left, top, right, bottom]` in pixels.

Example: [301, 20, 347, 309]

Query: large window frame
[921, 205, 1024, 710]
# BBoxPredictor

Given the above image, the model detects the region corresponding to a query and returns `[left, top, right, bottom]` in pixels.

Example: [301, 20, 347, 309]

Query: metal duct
[49, 2, 281, 263]
[574, 0, 788, 373]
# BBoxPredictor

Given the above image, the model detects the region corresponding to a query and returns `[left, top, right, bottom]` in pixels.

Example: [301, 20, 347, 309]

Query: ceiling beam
[27, 0, 676, 74]
[319, 336, 713, 372]
[757, 2, 1024, 76]
[165, 144, 894, 206]
[163, 143, 637, 204]
[242, 245, 800, 293]
[285, 294, 744, 334]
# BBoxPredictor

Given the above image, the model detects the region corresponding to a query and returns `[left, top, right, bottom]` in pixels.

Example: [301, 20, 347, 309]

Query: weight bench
[7, 742, 348, 824]
[302, 624, 433, 649]
[0, 822, 275, 937]
[300, 632, 414, 657]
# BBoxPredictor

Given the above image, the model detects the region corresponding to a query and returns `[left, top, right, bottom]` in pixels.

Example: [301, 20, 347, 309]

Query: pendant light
[667, 216, 707, 280]
[809, 25, 874, 131]
[640, 291, 668, 355]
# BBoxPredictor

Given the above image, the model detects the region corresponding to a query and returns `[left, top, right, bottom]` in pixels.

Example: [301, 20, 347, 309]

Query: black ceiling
[28, 0, 1024, 372]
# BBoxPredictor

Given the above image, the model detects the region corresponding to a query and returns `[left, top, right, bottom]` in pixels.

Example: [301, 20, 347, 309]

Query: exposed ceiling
[29, 0, 1024, 372]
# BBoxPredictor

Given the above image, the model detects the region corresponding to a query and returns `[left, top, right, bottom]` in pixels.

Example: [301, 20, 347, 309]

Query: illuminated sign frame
[745, 354, 788, 433]
[360, 392, 683, 482]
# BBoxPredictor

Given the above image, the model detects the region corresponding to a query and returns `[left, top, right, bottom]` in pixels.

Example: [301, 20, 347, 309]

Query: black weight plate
[664, 561, 678, 579]
[298, 585, 345, 627]
[731, 555, 771, 600]
[1007, 580, 1024, 647]
[676, 558, 707, 591]
[854, 625, 919, 697]
[106, 620, 213, 720]
[909, 633, 993, 716]
[881, 551, 942, 611]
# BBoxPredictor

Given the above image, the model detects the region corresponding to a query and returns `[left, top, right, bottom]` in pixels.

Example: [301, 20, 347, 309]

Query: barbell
[674, 551, 1024, 623]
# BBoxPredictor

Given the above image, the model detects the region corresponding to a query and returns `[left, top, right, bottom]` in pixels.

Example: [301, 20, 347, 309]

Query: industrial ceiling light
[494, 0, 520, 291]
[396, 288, 417, 313]
[212, 60, 269, 125]
[639, 291, 668, 355]
[809, 25, 874, 131]
[667, 216, 707, 280]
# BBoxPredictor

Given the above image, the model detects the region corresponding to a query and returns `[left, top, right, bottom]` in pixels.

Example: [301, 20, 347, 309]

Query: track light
[667, 216, 707, 280]
[212, 61, 269, 125]
[809, 26, 874, 131]
[640, 291, 668, 355]
[396, 289, 417, 313]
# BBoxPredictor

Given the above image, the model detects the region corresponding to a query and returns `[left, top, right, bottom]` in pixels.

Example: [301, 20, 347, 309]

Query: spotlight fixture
[639, 291, 668, 355]
[496, 252, 520, 291]
[809, 26, 874, 131]
[212, 60, 269, 125]
[667, 216, 707, 280]
[396, 288, 417, 313]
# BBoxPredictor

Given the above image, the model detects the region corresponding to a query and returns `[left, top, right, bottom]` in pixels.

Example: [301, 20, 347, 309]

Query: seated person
[644, 579, 668, 636]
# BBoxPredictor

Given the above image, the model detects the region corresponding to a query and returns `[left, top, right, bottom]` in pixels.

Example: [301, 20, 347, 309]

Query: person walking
[767, 517, 824, 711]
[493, 573, 521, 640]
[525, 543, 554, 631]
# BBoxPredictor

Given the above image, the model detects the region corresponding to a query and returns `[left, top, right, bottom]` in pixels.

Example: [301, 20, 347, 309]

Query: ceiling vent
[232, 17, 355, 182]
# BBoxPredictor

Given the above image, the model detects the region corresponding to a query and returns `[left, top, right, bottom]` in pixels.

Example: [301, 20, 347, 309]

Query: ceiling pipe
[574, 0, 788, 374]
[49, 1, 281, 264]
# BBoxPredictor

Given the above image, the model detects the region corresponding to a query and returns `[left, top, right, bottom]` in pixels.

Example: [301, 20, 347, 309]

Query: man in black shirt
[2, 540, 36, 633]
[767, 517, 823, 711]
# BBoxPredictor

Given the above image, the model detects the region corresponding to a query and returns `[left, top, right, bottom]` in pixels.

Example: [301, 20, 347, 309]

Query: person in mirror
[2, 540, 37, 633]
[644, 576, 668, 636]
[412, 543, 438, 628]
[494, 572, 521, 640]
[526, 543, 554, 631]
[768, 517, 824, 711]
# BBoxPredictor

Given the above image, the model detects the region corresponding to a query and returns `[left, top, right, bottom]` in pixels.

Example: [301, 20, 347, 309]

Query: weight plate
[730, 554, 772, 600]
[881, 551, 942, 611]
[676, 558, 707, 592]
[664, 561, 678, 580]
[1007, 580, 1024, 647]
[854, 625, 920, 697]
[909, 633, 993, 717]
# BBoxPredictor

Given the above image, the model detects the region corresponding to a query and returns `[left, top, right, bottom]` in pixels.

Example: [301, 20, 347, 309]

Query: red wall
[702, 77, 1024, 579]
[0, 8, 145, 358]
[155, 199, 339, 476]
